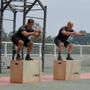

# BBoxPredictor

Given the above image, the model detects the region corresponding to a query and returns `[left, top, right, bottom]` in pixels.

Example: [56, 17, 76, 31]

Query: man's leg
[66, 43, 73, 60]
[16, 40, 24, 60]
[58, 42, 64, 60]
[54, 37, 64, 60]
[25, 41, 33, 60]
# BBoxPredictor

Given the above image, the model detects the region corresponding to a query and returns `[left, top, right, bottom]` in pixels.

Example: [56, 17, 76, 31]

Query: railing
[2, 41, 90, 57]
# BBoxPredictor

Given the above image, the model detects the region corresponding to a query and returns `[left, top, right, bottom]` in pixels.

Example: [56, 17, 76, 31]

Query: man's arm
[61, 29, 74, 36]
[21, 31, 35, 37]
[21, 29, 42, 37]
[61, 30, 86, 36]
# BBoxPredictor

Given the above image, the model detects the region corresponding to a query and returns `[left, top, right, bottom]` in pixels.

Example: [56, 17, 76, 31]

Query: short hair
[67, 21, 73, 26]
[27, 19, 34, 24]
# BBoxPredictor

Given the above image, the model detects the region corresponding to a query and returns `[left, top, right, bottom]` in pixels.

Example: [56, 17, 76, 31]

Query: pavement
[0, 54, 90, 90]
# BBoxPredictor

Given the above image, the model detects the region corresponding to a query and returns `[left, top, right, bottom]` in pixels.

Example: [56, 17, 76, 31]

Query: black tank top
[56, 26, 74, 42]
[14, 25, 34, 41]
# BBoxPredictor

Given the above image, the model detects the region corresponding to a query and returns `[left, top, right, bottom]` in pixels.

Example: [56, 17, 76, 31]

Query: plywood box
[53, 60, 80, 80]
[10, 60, 42, 83]
[70, 61, 80, 80]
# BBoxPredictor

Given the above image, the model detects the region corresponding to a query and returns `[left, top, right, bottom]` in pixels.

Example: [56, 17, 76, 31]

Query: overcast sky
[3, 0, 90, 37]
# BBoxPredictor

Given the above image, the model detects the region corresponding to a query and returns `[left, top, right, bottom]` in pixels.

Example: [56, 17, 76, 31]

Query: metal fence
[2, 41, 90, 57]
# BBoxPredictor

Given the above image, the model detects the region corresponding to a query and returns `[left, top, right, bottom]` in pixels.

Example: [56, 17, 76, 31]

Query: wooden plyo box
[10, 60, 42, 83]
[53, 60, 80, 80]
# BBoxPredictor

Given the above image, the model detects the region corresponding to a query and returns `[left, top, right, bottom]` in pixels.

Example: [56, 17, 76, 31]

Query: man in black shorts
[54, 21, 82, 60]
[11, 19, 41, 60]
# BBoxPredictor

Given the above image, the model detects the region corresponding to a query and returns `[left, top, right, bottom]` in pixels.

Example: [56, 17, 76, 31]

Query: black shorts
[11, 35, 31, 47]
[54, 37, 70, 47]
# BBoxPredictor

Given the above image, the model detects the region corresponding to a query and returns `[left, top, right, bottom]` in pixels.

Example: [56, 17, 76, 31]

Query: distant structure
[0, 0, 47, 73]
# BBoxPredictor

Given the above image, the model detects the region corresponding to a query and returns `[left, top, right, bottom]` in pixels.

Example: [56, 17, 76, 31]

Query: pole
[21, 0, 27, 59]
[12, 11, 17, 60]
[0, 0, 3, 73]
[42, 6, 47, 72]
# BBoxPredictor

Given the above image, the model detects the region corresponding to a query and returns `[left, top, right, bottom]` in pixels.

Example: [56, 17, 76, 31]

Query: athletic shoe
[25, 55, 33, 60]
[16, 54, 22, 60]
[66, 57, 73, 60]
[57, 56, 63, 60]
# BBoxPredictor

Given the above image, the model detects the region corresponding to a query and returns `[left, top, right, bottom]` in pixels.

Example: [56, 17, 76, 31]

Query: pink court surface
[0, 73, 90, 85]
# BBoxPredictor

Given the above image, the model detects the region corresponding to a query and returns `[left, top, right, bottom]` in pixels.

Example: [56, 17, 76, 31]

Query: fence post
[80, 45, 83, 57]
[5, 42, 7, 56]
[54, 45, 57, 57]
[39, 43, 42, 57]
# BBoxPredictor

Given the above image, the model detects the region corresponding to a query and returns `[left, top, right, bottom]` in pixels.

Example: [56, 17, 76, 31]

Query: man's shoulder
[60, 26, 66, 31]
[17, 25, 27, 33]
[19, 25, 26, 30]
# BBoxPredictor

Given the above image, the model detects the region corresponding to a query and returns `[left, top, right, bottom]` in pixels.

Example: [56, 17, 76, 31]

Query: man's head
[27, 19, 34, 28]
[66, 21, 74, 30]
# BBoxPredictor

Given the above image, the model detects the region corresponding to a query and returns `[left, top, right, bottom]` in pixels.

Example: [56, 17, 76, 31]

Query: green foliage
[2, 24, 90, 45]
[72, 33, 90, 45]
[1, 28, 8, 41]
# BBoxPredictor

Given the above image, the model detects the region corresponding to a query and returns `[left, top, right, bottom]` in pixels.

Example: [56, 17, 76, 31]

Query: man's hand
[71, 31, 87, 36]
[34, 29, 42, 37]
[71, 32, 78, 36]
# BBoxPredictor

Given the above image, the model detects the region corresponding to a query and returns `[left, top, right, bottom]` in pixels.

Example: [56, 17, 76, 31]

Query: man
[54, 21, 83, 60]
[11, 19, 41, 60]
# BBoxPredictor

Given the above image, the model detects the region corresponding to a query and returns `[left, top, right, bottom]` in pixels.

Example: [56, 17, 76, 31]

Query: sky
[3, 0, 90, 37]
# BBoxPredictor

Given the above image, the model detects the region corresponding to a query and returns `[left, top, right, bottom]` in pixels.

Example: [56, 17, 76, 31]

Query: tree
[1, 28, 8, 41]
[45, 35, 53, 43]
[7, 32, 13, 41]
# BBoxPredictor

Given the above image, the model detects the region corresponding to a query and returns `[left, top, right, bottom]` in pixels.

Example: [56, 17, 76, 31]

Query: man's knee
[28, 41, 33, 47]
[18, 40, 24, 46]
[67, 44, 73, 49]
[59, 43, 64, 48]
